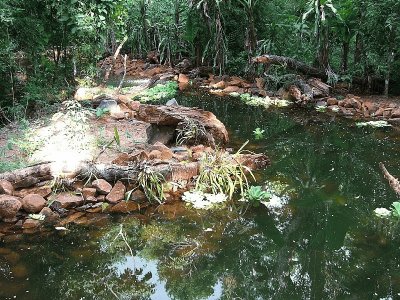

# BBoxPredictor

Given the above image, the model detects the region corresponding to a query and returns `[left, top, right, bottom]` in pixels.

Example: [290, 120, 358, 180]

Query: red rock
[173, 152, 190, 161]
[255, 78, 265, 89]
[327, 98, 338, 106]
[118, 94, 131, 104]
[374, 107, 385, 117]
[82, 188, 97, 201]
[21, 194, 46, 213]
[363, 101, 379, 113]
[178, 73, 190, 84]
[97, 195, 106, 202]
[106, 181, 126, 204]
[54, 193, 83, 209]
[58, 212, 86, 226]
[391, 108, 400, 118]
[190, 144, 205, 153]
[211, 81, 225, 89]
[388, 103, 397, 108]
[192, 152, 205, 161]
[149, 150, 162, 160]
[127, 101, 141, 111]
[149, 142, 173, 160]
[40, 207, 59, 222]
[14, 185, 52, 198]
[109, 201, 141, 213]
[0, 195, 22, 221]
[22, 219, 40, 229]
[383, 109, 392, 118]
[129, 190, 147, 202]
[92, 179, 112, 195]
[0, 180, 14, 195]
[223, 86, 241, 93]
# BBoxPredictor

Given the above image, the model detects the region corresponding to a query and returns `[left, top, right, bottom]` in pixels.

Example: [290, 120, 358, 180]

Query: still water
[1, 93, 400, 299]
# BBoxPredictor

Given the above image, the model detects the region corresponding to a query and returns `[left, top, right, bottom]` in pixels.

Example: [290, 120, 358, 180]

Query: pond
[1, 92, 400, 299]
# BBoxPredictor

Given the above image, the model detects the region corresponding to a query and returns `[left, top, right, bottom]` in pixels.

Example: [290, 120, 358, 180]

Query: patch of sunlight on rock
[182, 190, 227, 210]
[29, 101, 96, 177]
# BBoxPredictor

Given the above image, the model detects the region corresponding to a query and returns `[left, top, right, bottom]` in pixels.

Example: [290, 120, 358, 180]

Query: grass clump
[133, 81, 178, 103]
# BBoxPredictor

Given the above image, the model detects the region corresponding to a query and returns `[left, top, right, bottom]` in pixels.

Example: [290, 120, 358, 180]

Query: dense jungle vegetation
[0, 0, 399, 122]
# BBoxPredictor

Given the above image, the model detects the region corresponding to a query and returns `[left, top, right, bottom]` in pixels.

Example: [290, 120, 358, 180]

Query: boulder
[223, 86, 241, 93]
[149, 142, 173, 160]
[211, 81, 225, 89]
[39, 207, 59, 223]
[178, 74, 189, 84]
[327, 98, 338, 106]
[106, 181, 126, 204]
[21, 194, 46, 213]
[92, 179, 112, 195]
[22, 219, 40, 229]
[0, 180, 14, 195]
[53, 193, 84, 209]
[14, 185, 52, 198]
[0, 195, 22, 221]
[129, 190, 147, 202]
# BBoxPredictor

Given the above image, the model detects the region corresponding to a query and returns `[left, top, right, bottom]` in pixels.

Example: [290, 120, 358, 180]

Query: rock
[82, 188, 97, 201]
[21, 194, 46, 213]
[22, 219, 40, 229]
[53, 193, 84, 209]
[192, 152, 205, 161]
[105, 181, 126, 204]
[0, 195, 22, 221]
[149, 150, 162, 160]
[127, 100, 141, 111]
[374, 107, 385, 117]
[0, 180, 14, 195]
[74, 87, 98, 101]
[14, 185, 52, 198]
[173, 152, 190, 162]
[190, 144, 205, 153]
[149, 142, 173, 160]
[166, 98, 179, 106]
[211, 81, 225, 89]
[255, 78, 265, 89]
[327, 98, 338, 105]
[109, 201, 141, 213]
[391, 108, 400, 118]
[92, 179, 112, 195]
[178, 74, 189, 84]
[40, 207, 59, 223]
[223, 86, 241, 93]
[363, 101, 379, 113]
[129, 190, 147, 202]
[316, 101, 327, 107]
[58, 212, 86, 226]
[383, 109, 392, 118]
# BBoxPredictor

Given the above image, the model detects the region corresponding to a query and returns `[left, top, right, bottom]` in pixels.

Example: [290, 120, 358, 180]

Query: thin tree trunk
[354, 32, 363, 65]
[102, 36, 128, 86]
[384, 49, 394, 97]
[341, 41, 349, 72]
[117, 54, 127, 92]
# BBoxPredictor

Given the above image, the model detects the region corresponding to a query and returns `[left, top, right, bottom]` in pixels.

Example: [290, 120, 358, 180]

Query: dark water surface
[1, 92, 400, 299]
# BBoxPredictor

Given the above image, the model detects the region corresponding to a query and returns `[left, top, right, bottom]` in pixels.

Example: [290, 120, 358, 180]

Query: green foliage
[391, 202, 400, 218]
[244, 186, 271, 207]
[133, 81, 178, 103]
[138, 167, 166, 204]
[176, 117, 208, 146]
[96, 107, 110, 118]
[253, 127, 265, 140]
[195, 146, 254, 199]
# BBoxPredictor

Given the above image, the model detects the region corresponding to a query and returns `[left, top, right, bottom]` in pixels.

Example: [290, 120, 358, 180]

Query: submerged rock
[166, 98, 179, 106]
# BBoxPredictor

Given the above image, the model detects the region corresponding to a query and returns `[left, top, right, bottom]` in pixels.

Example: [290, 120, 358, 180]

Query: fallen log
[0, 153, 269, 189]
[253, 55, 328, 80]
[380, 163, 400, 196]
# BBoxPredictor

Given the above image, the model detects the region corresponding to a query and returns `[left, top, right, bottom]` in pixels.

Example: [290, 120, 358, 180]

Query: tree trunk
[380, 163, 400, 196]
[354, 32, 363, 65]
[384, 49, 395, 97]
[341, 41, 350, 72]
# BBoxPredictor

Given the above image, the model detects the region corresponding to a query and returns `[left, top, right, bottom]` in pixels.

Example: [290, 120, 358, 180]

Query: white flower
[374, 207, 391, 218]
[204, 193, 227, 203]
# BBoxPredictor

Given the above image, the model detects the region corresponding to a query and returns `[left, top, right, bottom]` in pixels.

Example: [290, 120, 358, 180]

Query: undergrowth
[133, 81, 178, 103]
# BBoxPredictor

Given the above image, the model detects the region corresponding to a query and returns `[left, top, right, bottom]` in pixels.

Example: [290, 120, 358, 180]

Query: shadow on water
[1, 91, 400, 299]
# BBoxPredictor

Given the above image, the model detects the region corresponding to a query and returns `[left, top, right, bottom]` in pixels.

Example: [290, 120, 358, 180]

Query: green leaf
[114, 127, 120, 146]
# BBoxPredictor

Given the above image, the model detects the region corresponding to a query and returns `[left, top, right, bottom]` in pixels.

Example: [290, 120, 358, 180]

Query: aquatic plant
[138, 166, 166, 204]
[391, 202, 400, 218]
[244, 186, 271, 207]
[253, 128, 265, 140]
[195, 143, 254, 199]
[315, 105, 327, 112]
[374, 207, 392, 218]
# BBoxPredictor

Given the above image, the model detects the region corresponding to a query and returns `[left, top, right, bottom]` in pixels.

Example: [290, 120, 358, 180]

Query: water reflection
[1, 94, 400, 299]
